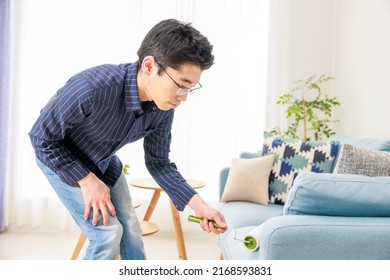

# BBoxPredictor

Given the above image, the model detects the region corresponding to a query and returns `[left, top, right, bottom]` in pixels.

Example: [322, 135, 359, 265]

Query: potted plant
[271, 74, 341, 141]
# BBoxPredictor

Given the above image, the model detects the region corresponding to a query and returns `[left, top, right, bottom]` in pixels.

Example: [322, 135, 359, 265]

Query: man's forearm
[187, 194, 206, 213]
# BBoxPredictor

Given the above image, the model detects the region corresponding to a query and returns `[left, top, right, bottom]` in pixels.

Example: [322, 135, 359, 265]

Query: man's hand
[78, 172, 116, 226]
[188, 194, 227, 234]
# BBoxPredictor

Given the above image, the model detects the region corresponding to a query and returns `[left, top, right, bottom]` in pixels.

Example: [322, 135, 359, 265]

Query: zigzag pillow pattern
[262, 136, 340, 205]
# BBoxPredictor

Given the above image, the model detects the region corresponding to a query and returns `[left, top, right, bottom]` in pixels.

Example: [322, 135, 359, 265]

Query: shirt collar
[124, 62, 142, 113]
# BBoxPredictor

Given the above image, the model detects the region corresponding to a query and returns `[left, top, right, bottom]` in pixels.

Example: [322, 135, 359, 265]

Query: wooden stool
[70, 201, 142, 260]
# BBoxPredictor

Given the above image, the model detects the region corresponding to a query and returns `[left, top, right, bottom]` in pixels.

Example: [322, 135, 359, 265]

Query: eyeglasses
[158, 63, 202, 96]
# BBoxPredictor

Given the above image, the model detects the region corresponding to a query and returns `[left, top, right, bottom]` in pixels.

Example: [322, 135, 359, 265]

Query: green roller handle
[188, 215, 225, 229]
[189, 215, 257, 249]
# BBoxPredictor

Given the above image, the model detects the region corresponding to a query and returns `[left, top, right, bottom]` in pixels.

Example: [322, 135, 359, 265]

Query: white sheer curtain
[8, 0, 269, 232]
[0, 0, 12, 232]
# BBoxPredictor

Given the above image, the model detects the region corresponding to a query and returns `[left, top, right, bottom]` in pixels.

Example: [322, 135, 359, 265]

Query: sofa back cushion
[330, 135, 390, 152]
[284, 172, 390, 217]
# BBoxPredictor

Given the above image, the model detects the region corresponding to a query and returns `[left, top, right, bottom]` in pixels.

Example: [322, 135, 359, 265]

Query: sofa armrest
[259, 215, 390, 260]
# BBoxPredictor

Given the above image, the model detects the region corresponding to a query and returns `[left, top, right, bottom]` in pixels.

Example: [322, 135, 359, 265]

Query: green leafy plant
[271, 74, 340, 141]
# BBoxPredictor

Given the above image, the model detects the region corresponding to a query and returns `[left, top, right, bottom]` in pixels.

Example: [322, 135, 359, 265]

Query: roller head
[244, 236, 258, 251]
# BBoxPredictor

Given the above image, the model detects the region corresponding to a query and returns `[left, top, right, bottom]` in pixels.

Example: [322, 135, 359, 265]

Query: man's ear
[140, 56, 156, 75]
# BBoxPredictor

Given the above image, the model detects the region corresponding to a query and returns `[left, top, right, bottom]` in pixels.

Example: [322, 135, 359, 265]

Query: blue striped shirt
[29, 62, 197, 211]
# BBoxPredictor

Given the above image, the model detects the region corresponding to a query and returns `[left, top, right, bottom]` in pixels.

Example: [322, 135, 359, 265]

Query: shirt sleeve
[143, 110, 197, 211]
[28, 74, 92, 185]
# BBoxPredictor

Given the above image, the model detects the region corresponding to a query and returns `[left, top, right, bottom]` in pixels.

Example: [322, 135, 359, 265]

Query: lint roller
[241, 224, 264, 251]
[188, 215, 259, 251]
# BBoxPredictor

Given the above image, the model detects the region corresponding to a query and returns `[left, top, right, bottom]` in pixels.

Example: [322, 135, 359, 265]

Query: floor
[0, 228, 221, 260]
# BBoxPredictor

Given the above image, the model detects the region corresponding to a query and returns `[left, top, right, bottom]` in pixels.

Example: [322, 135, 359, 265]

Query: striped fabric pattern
[29, 62, 196, 211]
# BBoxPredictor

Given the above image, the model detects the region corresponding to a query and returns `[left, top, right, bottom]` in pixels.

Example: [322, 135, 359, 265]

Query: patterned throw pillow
[262, 135, 340, 204]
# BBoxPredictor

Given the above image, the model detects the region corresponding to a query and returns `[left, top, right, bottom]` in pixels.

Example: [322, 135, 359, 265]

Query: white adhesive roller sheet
[242, 223, 264, 251]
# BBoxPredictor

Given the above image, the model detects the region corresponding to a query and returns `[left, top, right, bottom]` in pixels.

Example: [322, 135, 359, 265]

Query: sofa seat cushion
[284, 172, 390, 217]
[218, 201, 283, 229]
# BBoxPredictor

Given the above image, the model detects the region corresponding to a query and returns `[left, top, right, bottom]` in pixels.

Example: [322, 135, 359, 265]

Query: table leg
[71, 233, 87, 260]
[170, 201, 187, 260]
[143, 190, 161, 221]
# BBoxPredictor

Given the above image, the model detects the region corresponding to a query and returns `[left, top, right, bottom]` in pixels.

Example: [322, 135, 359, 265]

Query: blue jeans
[36, 158, 146, 260]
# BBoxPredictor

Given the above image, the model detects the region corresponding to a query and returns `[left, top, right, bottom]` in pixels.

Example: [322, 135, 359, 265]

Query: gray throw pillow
[333, 144, 390, 176]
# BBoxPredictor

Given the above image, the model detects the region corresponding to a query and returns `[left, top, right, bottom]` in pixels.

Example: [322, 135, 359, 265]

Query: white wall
[266, 0, 390, 140]
[333, 0, 390, 139]
[265, 0, 337, 133]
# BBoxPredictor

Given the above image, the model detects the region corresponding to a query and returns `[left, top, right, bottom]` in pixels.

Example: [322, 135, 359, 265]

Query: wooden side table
[129, 178, 205, 260]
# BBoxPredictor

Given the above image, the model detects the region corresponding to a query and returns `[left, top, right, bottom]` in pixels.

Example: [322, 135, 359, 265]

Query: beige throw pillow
[221, 155, 275, 205]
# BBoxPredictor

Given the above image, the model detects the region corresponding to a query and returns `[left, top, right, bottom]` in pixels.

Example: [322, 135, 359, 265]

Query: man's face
[146, 62, 202, 111]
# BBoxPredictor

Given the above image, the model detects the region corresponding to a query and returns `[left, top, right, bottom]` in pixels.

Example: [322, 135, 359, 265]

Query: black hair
[137, 19, 215, 73]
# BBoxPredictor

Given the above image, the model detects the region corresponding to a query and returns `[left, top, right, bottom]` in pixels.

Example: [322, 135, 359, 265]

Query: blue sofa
[217, 135, 390, 260]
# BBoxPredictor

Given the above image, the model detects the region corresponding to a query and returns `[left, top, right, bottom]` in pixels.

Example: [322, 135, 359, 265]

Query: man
[29, 19, 226, 260]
